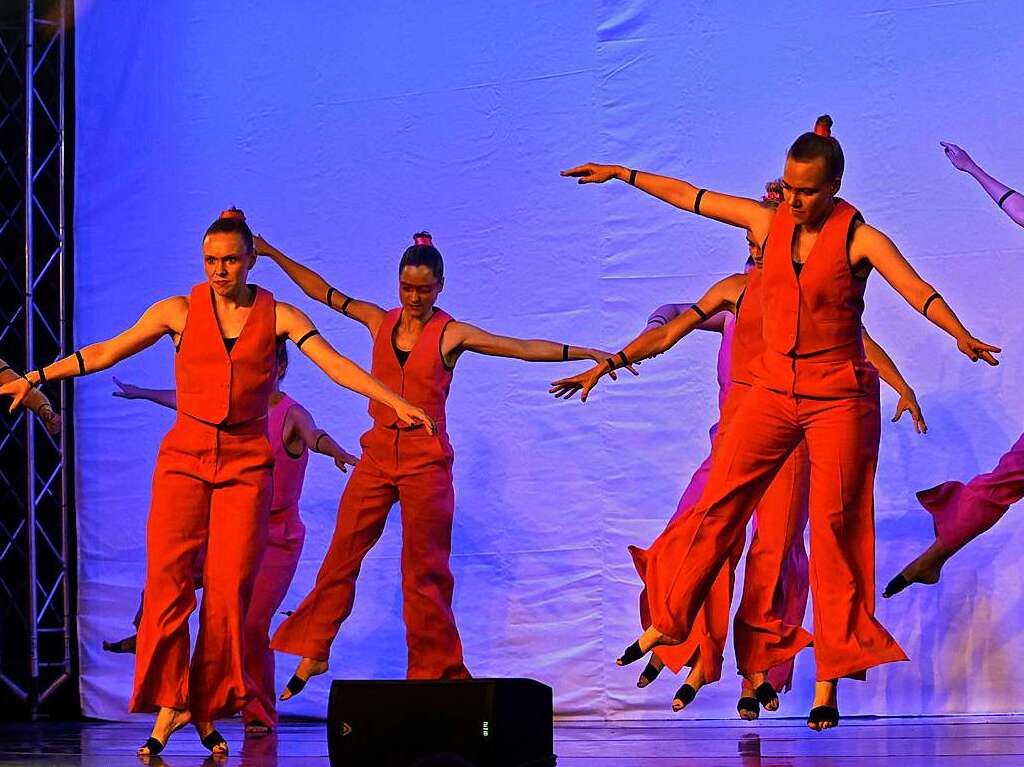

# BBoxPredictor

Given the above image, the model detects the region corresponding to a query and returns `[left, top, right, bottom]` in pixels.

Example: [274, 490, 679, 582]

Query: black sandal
[137, 719, 188, 756]
[882, 573, 909, 598]
[283, 674, 310, 698]
[737, 696, 760, 718]
[672, 683, 697, 710]
[754, 681, 779, 709]
[617, 640, 646, 667]
[200, 728, 228, 754]
[807, 705, 840, 729]
[244, 719, 272, 736]
[637, 660, 662, 688]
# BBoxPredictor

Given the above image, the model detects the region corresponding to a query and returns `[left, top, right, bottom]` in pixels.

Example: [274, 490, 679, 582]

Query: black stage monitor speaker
[327, 678, 555, 767]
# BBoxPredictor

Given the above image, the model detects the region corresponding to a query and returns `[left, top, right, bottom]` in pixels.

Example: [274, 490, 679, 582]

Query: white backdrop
[74, 1, 1024, 720]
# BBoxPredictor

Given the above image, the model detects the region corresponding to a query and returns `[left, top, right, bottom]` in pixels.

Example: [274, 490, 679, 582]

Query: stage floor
[2, 715, 1024, 766]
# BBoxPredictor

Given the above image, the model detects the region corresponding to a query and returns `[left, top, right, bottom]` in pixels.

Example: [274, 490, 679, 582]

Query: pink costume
[917, 431, 1024, 553]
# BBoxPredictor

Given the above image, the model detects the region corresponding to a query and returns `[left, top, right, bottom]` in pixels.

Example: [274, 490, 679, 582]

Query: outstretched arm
[941, 142, 1024, 228]
[550, 272, 746, 401]
[862, 329, 926, 434]
[275, 301, 435, 433]
[285, 404, 358, 473]
[254, 235, 387, 336]
[644, 303, 727, 333]
[560, 163, 775, 237]
[853, 225, 1000, 366]
[0, 296, 185, 413]
[0, 359, 60, 434]
[112, 377, 177, 410]
[443, 323, 625, 370]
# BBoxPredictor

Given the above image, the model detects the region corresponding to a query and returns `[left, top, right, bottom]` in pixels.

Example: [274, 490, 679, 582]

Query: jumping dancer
[256, 231, 622, 696]
[884, 142, 1022, 597]
[100, 341, 358, 735]
[0, 210, 431, 756]
[557, 116, 998, 729]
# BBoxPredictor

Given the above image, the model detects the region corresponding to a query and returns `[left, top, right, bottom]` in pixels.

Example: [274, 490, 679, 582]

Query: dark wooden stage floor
[3, 715, 1024, 766]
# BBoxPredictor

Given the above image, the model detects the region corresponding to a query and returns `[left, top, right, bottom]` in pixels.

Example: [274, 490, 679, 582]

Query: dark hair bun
[220, 207, 246, 221]
[814, 115, 833, 137]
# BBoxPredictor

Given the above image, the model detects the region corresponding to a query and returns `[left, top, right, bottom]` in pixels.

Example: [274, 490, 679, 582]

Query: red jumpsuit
[917, 432, 1024, 553]
[242, 394, 308, 726]
[130, 284, 277, 720]
[638, 200, 907, 682]
[271, 307, 469, 679]
[631, 268, 812, 689]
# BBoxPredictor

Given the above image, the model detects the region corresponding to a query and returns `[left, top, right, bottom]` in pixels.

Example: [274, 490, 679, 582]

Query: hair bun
[814, 114, 833, 137]
[762, 178, 785, 203]
[220, 206, 246, 221]
[413, 231, 433, 247]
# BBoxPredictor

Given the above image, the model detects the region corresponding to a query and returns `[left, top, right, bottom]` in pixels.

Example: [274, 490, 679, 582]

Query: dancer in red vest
[0, 357, 61, 434]
[0, 210, 431, 756]
[101, 341, 357, 734]
[557, 116, 998, 729]
[255, 232, 621, 695]
[884, 141, 1022, 597]
[558, 200, 924, 718]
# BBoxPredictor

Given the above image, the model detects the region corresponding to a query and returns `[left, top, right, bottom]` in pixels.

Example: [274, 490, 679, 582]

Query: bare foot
[637, 654, 664, 688]
[672, 654, 706, 713]
[195, 720, 229, 755]
[883, 540, 949, 598]
[807, 679, 839, 732]
[280, 657, 329, 700]
[137, 707, 190, 755]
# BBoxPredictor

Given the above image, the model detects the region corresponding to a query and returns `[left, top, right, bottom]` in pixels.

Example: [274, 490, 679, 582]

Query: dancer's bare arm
[851, 225, 1000, 366]
[862, 329, 926, 434]
[112, 378, 177, 410]
[644, 303, 728, 334]
[255, 235, 387, 337]
[0, 358, 61, 433]
[560, 163, 775, 240]
[284, 404, 358, 473]
[275, 301, 435, 433]
[550, 272, 747, 402]
[0, 296, 187, 412]
[941, 142, 1024, 229]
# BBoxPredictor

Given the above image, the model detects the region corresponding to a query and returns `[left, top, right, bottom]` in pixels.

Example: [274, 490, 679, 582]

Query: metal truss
[0, 0, 72, 717]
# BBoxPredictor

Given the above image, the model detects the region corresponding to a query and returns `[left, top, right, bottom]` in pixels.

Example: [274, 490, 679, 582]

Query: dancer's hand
[585, 349, 639, 380]
[0, 377, 32, 412]
[37, 404, 62, 435]
[940, 142, 977, 174]
[334, 449, 359, 473]
[252, 234, 279, 258]
[956, 335, 1000, 366]
[549, 364, 607, 402]
[892, 389, 927, 434]
[112, 376, 146, 399]
[393, 401, 436, 434]
[560, 163, 625, 184]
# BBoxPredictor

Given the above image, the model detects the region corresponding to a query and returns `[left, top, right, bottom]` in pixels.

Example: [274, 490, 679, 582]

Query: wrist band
[616, 351, 630, 367]
[693, 188, 707, 216]
[34, 367, 47, 388]
[296, 329, 321, 349]
[604, 357, 615, 373]
[561, 344, 569, 361]
[628, 168, 638, 186]
[998, 189, 1017, 209]
[340, 297, 353, 317]
[326, 287, 337, 307]
[689, 304, 707, 320]
[922, 292, 941, 317]
[313, 431, 327, 452]
[74, 350, 86, 375]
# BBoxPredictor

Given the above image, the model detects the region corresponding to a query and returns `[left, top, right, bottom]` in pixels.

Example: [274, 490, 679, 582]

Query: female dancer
[0, 210, 431, 755]
[557, 116, 998, 729]
[255, 232, 622, 696]
[101, 341, 357, 735]
[557, 194, 924, 718]
[884, 142, 1022, 597]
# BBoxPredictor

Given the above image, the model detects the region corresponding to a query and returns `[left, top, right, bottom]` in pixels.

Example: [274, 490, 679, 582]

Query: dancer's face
[781, 156, 840, 228]
[203, 232, 255, 297]
[398, 265, 443, 320]
[746, 233, 764, 268]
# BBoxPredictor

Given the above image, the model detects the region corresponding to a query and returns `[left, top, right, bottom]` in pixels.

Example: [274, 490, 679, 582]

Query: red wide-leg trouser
[918, 431, 1024, 553]
[640, 384, 906, 681]
[130, 415, 272, 720]
[242, 506, 305, 726]
[271, 425, 469, 679]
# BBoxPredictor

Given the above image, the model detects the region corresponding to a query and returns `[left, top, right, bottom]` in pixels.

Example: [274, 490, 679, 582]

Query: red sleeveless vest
[753, 200, 876, 397]
[176, 283, 278, 426]
[367, 307, 454, 431]
[730, 268, 765, 387]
